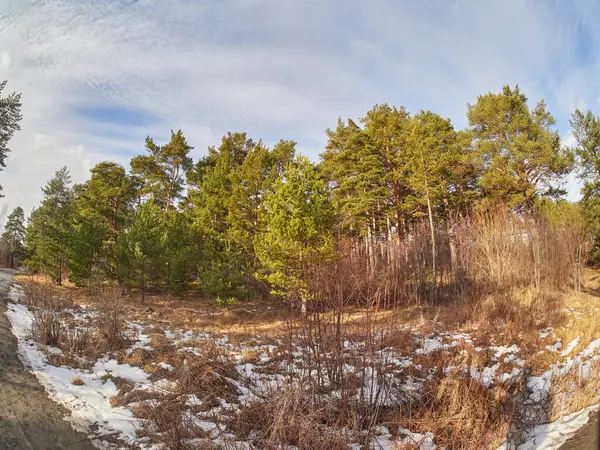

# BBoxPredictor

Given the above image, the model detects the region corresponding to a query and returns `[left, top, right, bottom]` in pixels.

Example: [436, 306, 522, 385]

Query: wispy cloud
[0, 0, 599, 214]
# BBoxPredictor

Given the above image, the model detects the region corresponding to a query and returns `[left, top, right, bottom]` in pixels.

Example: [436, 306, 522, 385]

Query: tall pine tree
[2, 206, 25, 268]
[468, 85, 573, 209]
[25, 167, 75, 284]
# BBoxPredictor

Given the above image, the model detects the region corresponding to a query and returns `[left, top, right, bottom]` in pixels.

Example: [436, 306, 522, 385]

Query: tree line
[4, 84, 600, 304]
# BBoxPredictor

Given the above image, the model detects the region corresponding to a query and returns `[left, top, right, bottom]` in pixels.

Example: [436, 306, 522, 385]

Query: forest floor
[4, 272, 600, 449]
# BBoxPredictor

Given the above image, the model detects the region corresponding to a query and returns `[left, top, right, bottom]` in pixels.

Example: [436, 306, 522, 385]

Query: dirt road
[0, 270, 95, 450]
[558, 412, 599, 450]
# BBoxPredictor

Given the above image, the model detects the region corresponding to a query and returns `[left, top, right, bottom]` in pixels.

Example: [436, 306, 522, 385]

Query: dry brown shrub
[20, 280, 72, 346]
[90, 283, 128, 351]
[174, 342, 241, 409]
[235, 388, 352, 449]
[136, 395, 210, 450]
[401, 372, 514, 449]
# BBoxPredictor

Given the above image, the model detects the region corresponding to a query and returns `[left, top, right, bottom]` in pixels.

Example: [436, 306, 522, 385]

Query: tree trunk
[366, 217, 374, 273]
[426, 191, 436, 301]
[140, 274, 146, 305]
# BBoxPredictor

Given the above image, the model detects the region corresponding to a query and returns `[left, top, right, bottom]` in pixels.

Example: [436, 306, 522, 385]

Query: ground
[0, 269, 95, 450]
[559, 412, 598, 450]
[3, 271, 600, 449]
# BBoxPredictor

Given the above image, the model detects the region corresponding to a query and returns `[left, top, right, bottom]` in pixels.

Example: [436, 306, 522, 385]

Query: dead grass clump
[240, 349, 261, 364]
[136, 396, 209, 450]
[379, 330, 417, 355]
[402, 372, 513, 449]
[235, 388, 351, 449]
[121, 348, 154, 367]
[90, 283, 128, 351]
[176, 346, 240, 408]
[111, 388, 160, 408]
[71, 376, 85, 386]
[550, 359, 600, 421]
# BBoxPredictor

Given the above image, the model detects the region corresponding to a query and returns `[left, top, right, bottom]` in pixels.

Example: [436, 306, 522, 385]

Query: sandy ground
[0, 269, 95, 450]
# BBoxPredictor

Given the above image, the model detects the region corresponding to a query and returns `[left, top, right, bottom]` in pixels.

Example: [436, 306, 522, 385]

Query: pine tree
[254, 156, 336, 312]
[131, 130, 193, 210]
[70, 162, 137, 283]
[2, 206, 25, 268]
[114, 200, 165, 303]
[322, 105, 416, 250]
[0, 81, 22, 195]
[186, 133, 295, 297]
[468, 85, 573, 209]
[25, 167, 75, 284]
[404, 111, 460, 292]
[76, 162, 137, 235]
[570, 109, 600, 262]
[162, 210, 201, 296]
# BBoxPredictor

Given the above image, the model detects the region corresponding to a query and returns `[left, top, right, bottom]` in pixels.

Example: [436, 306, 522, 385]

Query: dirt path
[558, 412, 599, 450]
[0, 270, 96, 450]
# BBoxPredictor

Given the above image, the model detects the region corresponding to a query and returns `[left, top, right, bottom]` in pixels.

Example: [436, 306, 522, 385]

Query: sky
[0, 0, 599, 219]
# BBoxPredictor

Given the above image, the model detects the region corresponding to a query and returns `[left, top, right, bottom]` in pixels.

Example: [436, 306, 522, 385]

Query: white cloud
[0, 0, 599, 215]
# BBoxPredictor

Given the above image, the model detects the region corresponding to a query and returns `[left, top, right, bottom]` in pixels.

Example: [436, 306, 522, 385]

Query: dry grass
[20, 279, 73, 346]
[175, 342, 241, 409]
[135, 395, 211, 450]
[550, 358, 600, 421]
[397, 371, 515, 449]
[234, 388, 352, 450]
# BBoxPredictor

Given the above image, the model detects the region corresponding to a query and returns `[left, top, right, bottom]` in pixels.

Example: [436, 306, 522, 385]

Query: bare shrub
[279, 253, 411, 443]
[89, 282, 128, 351]
[20, 280, 71, 346]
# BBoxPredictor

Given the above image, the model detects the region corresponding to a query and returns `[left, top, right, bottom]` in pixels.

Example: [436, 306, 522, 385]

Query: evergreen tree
[468, 85, 573, 209]
[162, 210, 201, 296]
[322, 105, 416, 247]
[254, 156, 336, 311]
[114, 200, 164, 303]
[76, 162, 137, 235]
[25, 167, 75, 284]
[404, 111, 460, 292]
[69, 162, 137, 283]
[0, 81, 22, 195]
[186, 133, 295, 297]
[131, 130, 193, 210]
[570, 109, 600, 262]
[2, 206, 25, 268]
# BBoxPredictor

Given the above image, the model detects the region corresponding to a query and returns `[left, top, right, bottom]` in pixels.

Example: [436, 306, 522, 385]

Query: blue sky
[1, 0, 599, 216]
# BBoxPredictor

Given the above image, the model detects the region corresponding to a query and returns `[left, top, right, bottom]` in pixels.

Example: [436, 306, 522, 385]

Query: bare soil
[559, 412, 599, 450]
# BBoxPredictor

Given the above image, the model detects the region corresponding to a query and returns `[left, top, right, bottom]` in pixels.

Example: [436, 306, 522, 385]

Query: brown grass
[234, 388, 352, 449]
[135, 395, 211, 450]
[20, 279, 73, 346]
[397, 371, 515, 449]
